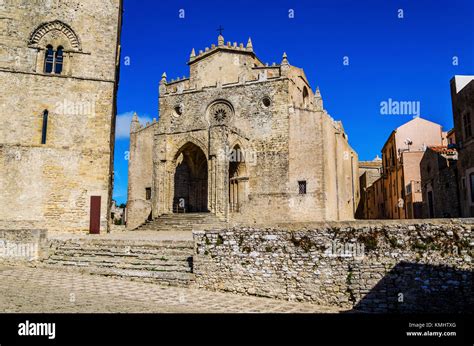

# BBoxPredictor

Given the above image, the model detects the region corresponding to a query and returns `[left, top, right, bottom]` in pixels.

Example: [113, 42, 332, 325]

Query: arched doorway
[173, 142, 208, 213]
[228, 145, 248, 213]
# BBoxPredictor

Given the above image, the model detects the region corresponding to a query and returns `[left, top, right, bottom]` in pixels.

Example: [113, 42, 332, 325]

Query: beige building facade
[365, 176, 385, 219]
[451, 76, 474, 217]
[0, 0, 122, 232]
[380, 117, 444, 219]
[356, 158, 382, 219]
[127, 36, 359, 229]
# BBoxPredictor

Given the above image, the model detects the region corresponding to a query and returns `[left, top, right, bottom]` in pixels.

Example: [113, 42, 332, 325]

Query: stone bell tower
[0, 0, 123, 232]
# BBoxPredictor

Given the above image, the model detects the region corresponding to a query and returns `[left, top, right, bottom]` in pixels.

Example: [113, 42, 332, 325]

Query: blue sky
[113, 0, 474, 204]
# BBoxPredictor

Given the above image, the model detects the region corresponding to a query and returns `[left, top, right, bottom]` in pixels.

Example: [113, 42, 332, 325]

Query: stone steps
[42, 239, 195, 286]
[135, 213, 226, 232]
[46, 259, 192, 273]
[52, 246, 193, 257]
[48, 253, 191, 266]
[86, 267, 195, 286]
[50, 252, 191, 263]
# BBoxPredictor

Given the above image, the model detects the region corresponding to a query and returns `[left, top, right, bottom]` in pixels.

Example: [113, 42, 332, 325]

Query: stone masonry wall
[0, 229, 48, 263]
[193, 220, 473, 313]
[127, 125, 154, 230]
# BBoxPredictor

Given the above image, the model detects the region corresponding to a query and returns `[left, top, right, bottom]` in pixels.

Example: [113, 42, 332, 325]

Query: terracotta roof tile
[428, 146, 457, 155]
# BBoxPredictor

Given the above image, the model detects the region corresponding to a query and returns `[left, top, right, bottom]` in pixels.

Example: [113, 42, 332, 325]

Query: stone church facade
[127, 35, 359, 229]
[0, 0, 122, 232]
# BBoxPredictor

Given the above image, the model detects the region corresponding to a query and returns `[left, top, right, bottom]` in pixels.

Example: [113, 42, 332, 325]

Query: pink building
[380, 117, 444, 219]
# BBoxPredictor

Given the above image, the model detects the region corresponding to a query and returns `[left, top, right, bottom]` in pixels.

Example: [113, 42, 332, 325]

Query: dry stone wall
[193, 220, 473, 312]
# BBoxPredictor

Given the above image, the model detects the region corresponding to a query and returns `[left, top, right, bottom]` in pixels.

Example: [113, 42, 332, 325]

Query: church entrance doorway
[173, 142, 208, 213]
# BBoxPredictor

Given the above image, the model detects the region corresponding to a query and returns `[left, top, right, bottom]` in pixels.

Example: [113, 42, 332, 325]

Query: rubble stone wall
[193, 220, 474, 312]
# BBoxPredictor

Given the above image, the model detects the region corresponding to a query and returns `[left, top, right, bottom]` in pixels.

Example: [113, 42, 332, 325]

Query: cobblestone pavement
[0, 265, 344, 313]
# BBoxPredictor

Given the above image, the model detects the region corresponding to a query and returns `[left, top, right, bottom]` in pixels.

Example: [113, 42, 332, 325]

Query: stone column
[167, 162, 174, 214]
[209, 126, 229, 219]
[208, 156, 215, 213]
[229, 180, 233, 212]
[236, 180, 240, 212]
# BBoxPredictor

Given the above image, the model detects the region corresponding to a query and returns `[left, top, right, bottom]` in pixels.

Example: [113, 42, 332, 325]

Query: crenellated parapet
[188, 35, 254, 64]
[159, 73, 285, 97]
[160, 75, 193, 95]
[130, 112, 158, 134]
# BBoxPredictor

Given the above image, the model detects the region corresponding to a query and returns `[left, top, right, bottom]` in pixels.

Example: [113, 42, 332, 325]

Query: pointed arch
[29, 20, 82, 51]
[172, 142, 209, 213]
[172, 138, 208, 162]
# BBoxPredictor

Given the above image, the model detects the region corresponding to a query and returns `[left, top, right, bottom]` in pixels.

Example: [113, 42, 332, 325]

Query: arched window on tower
[303, 86, 309, 108]
[41, 110, 49, 144]
[55, 46, 64, 74]
[44, 45, 54, 74]
[31, 21, 82, 75]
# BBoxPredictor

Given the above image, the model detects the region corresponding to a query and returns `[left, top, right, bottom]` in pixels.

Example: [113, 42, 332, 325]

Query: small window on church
[55, 46, 64, 74]
[145, 187, 151, 200]
[41, 110, 48, 144]
[261, 96, 271, 108]
[303, 86, 309, 107]
[174, 105, 183, 117]
[298, 181, 307, 195]
[44, 45, 54, 74]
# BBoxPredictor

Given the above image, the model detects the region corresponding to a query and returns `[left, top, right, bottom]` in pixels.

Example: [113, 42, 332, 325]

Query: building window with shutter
[145, 187, 151, 200]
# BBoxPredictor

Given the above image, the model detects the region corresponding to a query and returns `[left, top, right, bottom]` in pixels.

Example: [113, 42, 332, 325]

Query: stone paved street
[0, 265, 343, 313]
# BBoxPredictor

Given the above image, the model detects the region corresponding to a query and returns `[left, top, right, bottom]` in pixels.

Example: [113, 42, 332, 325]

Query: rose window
[209, 102, 233, 123]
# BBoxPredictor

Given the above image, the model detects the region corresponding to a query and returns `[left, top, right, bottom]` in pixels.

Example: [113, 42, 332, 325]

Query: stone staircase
[42, 238, 195, 286]
[134, 213, 226, 232]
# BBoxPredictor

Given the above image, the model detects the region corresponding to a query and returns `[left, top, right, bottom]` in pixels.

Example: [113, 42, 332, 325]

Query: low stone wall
[193, 220, 474, 313]
[0, 220, 41, 230]
[0, 229, 48, 262]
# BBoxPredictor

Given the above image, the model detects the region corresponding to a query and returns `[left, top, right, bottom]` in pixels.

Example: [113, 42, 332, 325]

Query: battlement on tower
[188, 35, 256, 64]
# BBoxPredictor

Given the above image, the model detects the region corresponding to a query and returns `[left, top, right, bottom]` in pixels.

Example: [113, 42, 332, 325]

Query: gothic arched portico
[172, 142, 209, 213]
